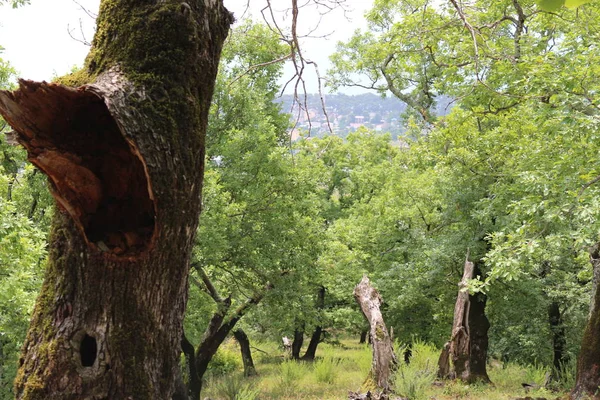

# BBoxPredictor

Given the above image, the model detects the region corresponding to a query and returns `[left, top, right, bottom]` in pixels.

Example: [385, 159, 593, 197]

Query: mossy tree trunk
[572, 245, 600, 399]
[0, 0, 232, 398]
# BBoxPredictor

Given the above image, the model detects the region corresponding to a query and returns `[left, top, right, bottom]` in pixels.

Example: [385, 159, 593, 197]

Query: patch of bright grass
[201, 337, 571, 400]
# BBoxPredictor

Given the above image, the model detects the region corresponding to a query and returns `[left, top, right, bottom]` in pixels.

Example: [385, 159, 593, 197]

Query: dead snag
[449, 257, 474, 380]
[437, 341, 451, 380]
[439, 255, 491, 383]
[354, 275, 397, 392]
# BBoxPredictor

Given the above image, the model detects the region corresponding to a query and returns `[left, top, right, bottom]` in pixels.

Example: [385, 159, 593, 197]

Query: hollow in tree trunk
[234, 329, 257, 377]
[572, 244, 600, 399]
[0, 1, 232, 398]
[353, 275, 397, 393]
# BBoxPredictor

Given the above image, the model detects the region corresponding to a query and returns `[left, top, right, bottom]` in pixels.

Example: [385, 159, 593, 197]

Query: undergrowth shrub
[273, 360, 307, 396]
[207, 347, 241, 376]
[394, 340, 438, 400]
[215, 375, 260, 400]
[314, 356, 340, 384]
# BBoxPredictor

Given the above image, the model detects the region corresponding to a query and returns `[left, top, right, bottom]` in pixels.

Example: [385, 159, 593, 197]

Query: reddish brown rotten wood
[0, 80, 156, 259]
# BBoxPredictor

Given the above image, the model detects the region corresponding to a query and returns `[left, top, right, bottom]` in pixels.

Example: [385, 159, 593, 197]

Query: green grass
[201, 337, 571, 400]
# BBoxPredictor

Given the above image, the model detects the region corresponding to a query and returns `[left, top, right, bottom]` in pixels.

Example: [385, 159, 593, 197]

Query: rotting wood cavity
[0, 81, 156, 258]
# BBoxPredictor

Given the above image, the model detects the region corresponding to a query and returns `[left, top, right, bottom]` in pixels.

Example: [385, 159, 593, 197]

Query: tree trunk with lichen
[572, 244, 600, 400]
[354, 275, 397, 393]
[0, 0, 232, 398]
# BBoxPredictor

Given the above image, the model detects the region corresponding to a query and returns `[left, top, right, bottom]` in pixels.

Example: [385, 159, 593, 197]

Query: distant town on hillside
[275, 93, 453, 141]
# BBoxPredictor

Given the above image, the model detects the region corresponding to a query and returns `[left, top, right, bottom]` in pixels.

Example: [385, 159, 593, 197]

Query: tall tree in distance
[0, 0, 232, 398]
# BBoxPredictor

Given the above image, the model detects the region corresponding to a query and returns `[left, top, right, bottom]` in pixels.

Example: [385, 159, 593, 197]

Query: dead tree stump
[438, 255, 491, 383]
[354, 275, 397, 392]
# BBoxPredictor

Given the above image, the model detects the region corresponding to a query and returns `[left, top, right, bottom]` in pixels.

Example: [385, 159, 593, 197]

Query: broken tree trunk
[572, 244, 600, 399]
[234, 329, 257, 377]
[437, 342, 451, 380]
[442, 257, 491, 384]
[448, 257, 474, 380]
[0, 1, 233, 398]
[468, 273, 491, 384]
[354, 275, 397, 392]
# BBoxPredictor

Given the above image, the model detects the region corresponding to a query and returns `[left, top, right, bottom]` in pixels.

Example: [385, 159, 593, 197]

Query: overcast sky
[0, 0, 372, 93]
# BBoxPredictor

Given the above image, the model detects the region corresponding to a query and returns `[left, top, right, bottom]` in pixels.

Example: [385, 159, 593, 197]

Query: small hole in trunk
[80, 334, 97, 367]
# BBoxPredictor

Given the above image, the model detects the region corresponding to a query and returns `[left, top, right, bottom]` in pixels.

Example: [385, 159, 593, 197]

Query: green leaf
[537, 0, 565, 11]
[565, 0, 591, 8]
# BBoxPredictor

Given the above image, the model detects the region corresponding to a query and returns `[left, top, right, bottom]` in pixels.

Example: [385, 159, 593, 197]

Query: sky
[0, 0, 373, 93]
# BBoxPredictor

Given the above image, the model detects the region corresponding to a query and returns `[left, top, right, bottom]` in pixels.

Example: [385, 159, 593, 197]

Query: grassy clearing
[201, 338, 571, 400]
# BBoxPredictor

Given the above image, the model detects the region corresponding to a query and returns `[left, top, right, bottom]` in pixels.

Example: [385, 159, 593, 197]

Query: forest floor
[201, 338, 571, 400]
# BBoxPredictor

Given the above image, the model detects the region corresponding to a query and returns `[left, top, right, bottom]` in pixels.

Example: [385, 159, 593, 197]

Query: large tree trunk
[354, 275, 397, 392]
[302, 286, 326, 361]
[234, 329, 257, 377]
[572, 244, 600, 399]
[0, 1, 232, 398]
[443, 257, 490, 384]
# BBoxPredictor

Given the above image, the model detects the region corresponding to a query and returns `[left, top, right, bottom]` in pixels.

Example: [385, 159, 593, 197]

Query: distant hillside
[275, 93, 453, 139]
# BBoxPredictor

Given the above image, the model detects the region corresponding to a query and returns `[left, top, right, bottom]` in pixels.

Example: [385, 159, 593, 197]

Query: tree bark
[572, 244, 600, 399]
[234, 329, 257, 377]
[354, 275, 397, 392]
[292, 326, 305, 360]
[0, 1, 232, 398]
[445, 257, 491, 384]
[302, 285, 326, 361]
